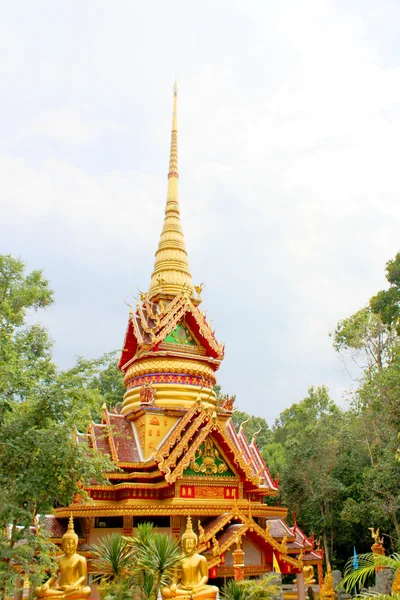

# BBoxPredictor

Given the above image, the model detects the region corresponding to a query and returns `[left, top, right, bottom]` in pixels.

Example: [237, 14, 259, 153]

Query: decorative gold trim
[159, 413, 211, 473]
[197, 514, 234, 551]
[55, 504, 288, 518]
[155, 402, 199, 459]
[107, 471, 162, 480]
[125, 357, 215, 381]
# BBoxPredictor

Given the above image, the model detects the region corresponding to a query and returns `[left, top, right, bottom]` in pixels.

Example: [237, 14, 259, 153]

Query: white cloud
[1, 0, 400, 421]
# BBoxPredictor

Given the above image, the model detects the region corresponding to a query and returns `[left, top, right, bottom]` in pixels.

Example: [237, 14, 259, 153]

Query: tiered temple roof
[53, 85, 323, 581]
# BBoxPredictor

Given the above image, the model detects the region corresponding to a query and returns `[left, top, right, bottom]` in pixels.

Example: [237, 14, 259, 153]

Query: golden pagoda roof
[118, 289, 224, 370]
[148, 84, 195, 302]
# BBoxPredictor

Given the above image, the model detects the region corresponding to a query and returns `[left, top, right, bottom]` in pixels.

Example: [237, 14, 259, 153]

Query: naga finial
[239, 416, 250, 433]
[251, 425, 263, 445]
[124, 297, 133, 314]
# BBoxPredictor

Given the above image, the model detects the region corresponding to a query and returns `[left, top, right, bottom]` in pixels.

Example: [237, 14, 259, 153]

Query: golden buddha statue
[303, 565, 316, 585]
[34, 516, 91, 599]
[161, 517, 218, 600]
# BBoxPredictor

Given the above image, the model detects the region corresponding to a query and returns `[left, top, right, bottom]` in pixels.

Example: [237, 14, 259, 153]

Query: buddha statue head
[181, 516, 197, 555]
[61, 515, 79, 557]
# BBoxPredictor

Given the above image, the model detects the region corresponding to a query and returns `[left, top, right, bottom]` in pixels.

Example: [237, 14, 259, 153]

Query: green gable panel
[183, 439, 234, 477]
[165, 323, 197, 346]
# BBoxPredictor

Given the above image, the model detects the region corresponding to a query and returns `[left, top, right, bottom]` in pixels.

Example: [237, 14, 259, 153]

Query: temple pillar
[233, 541, 245, 581]
[296, 571, 306, 600]
[84, 517, 91, 544]
[123, 516, 133, 536]
[318, 562, 324, 587]
[171, 516, 181, 541]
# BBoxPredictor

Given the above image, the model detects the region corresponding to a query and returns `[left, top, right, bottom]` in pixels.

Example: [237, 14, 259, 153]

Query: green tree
[341, 551, 400, 592]
[332, 306, 393, 373]
[266, 387, 353, 567]
[91, 533, 135, 582]
[221, 575, 281, 600]
[370, 252, 400, 333]
[331, 256, 400, 555]
[94, 525, 182, 600]
[0, 256, 115, 598]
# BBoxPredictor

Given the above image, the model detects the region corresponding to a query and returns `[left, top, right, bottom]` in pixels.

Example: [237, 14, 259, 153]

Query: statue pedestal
[375, 570, 394, 594]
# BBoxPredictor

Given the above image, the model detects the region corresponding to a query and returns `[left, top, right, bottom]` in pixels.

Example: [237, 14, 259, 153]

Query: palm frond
[342, 552, 400, 592]
[135, 532, 182, 588]
[90, 533, 135, 581]
[221, 577, 281, 600]
[356, 594, 400, 600]
[220, 579, 247, 600]
[247, 574, 281, 600]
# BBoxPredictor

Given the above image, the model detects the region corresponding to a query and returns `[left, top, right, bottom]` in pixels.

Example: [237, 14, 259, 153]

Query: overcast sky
[2, 1, 400, 423]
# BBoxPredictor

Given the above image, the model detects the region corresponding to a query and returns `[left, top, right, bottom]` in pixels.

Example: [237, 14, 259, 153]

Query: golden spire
[148, 83, 195, 302]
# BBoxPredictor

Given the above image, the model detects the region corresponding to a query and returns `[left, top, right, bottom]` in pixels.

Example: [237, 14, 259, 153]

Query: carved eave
[266, 518, 296, 542]
[54, 504, 289, 519]
[197, 513, 235, 551]
[300, 550, 324, 565]
[226, 420, 279, 493]
[119, 292, 224, 371]
[151, 405, 276, 492]
[83, 403, 278, 497]
[201, 510, 305, 571]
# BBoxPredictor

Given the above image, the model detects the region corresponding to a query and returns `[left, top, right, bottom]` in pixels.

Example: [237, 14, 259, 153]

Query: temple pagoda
[51, 85, 322, 587]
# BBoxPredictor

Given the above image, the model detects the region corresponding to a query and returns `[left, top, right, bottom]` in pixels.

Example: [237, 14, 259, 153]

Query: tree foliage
[0, 256, 117, 597]
[341, 551, 400, 592]
[370, 252, 400, 333]
[93, 524, 182, 600]
[220, 574, 281, 600]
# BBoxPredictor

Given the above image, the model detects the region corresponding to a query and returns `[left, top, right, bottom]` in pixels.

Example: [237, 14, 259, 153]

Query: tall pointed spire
[148, 84, 195, 302]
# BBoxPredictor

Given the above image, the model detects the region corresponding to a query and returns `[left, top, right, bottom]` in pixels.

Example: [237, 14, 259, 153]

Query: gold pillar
[123, 516, 133, 536]
[317, 562, 324, 587]
[233, 539, 245, 581]
[171, 516, 181, 541]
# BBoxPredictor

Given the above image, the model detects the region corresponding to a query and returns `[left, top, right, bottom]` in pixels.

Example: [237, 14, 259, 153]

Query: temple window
[134, 516, 170, 527]
[94, 516, 124, 528]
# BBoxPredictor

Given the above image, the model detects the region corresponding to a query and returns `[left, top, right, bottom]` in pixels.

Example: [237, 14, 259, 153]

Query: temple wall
[89, 526, 172, 545]
[224, 540, 262, 566]
[90, 527, 124, 544]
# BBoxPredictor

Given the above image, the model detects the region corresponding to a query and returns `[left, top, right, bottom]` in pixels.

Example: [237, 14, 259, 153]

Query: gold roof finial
[251, 425, 263, 445]
[148, 84, 195, 303]
[182, 515, 197, 543]
[62, 514, 78, 543]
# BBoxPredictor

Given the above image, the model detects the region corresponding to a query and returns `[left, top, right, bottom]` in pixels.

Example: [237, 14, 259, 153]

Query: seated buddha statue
[34, 516, 91, 599]
[303, 565, 316, 585]
[161, 517, 218, 600]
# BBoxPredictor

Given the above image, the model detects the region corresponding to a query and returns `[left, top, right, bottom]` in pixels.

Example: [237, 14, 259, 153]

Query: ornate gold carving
[392, 569, 400, 594]
[198, 520, 205, 545]
[218, 395, 236, 412]
[156, 402, 200, 459]
[55, 503, 288, 519]
[212, 536, 220, 556]
[140, 382, 156, 405]
[320, 566, 336, 600]
[158, 413, 208, 472]
[165, 420, 215, 482]
[194, 487, 225, 499]
[189, 438, 228, 475]
[222, 423, 263, 486]
[218, 565, 268, 577]
[125, 357, 216, 382]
